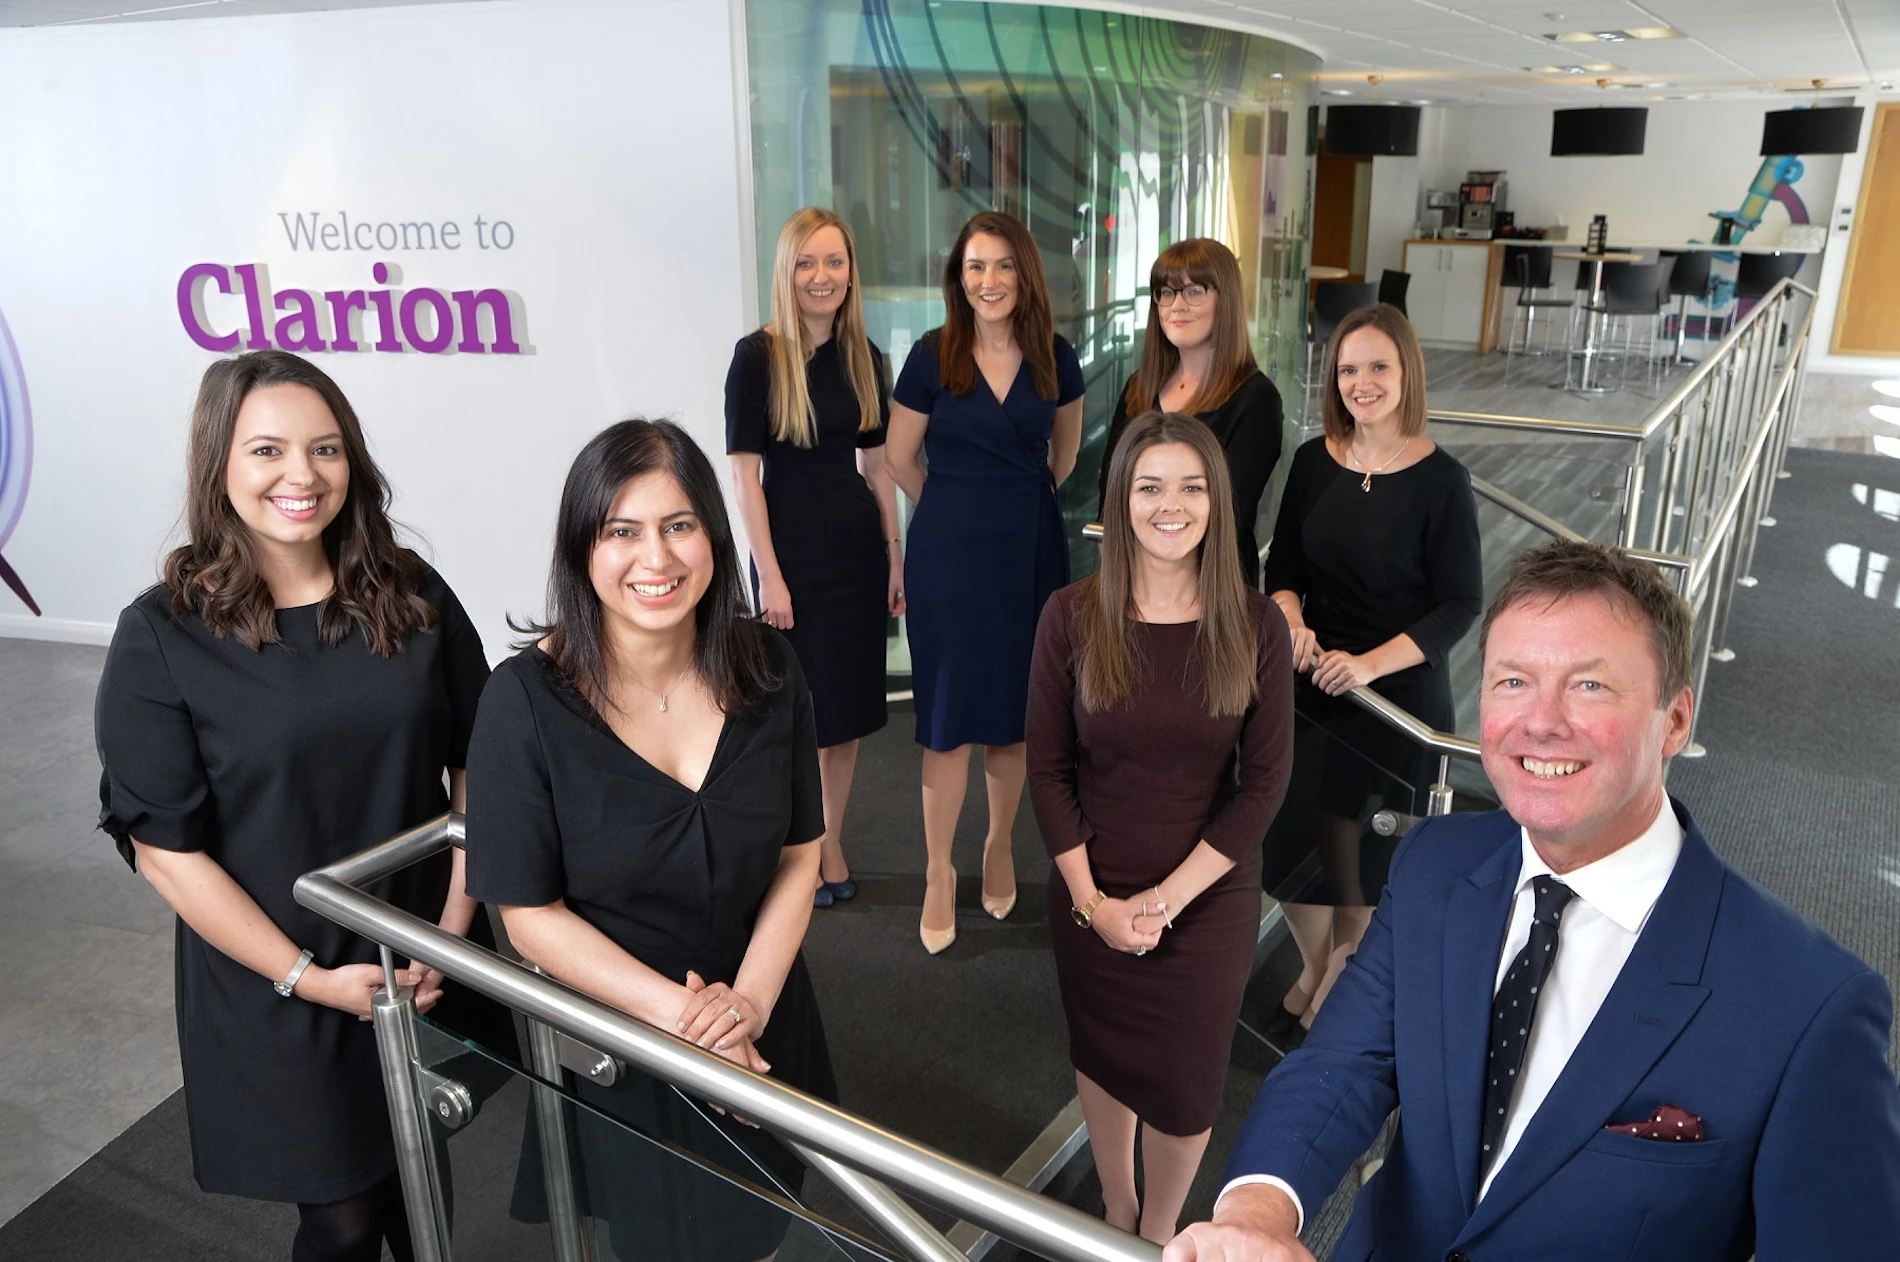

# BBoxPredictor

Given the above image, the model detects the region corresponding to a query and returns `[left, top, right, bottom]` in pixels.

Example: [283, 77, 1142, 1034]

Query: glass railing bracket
[553, 1029, 623, 1087]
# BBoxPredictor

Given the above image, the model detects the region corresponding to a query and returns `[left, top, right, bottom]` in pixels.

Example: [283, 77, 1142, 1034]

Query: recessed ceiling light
[1547, 26, 1683, 43]
[1409, 99, 1435, 106]
[1544, 11, 1566, 19]
[1882, 82, 1896, 91]
[1583, 63, 1619, 72]
[1321, 88, 1354, 97]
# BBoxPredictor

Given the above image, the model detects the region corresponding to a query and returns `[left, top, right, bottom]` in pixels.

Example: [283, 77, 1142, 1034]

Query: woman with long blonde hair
[1028, 410, 1293, 1242]
[726, 206, 904, 907]
[1096, 239, 1285, 587]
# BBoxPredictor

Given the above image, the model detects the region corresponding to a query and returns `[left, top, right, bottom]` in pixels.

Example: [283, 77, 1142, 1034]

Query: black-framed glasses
[1154, 284, 1214, 307]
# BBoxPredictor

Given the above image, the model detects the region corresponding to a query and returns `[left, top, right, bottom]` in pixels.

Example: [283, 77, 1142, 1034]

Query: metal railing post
[1428, 755, 1455, 816]
[526, 1018, 593, 1262]
[372, 982, 453, 1262]
[797, 1146, 967, 1262]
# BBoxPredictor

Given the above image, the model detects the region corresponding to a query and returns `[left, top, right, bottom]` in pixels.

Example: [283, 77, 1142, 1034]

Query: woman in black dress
[1262, 303, 1483, 1029]
[94, 350, 491, 1261]
[1029, 412, 1293, 1243]
[1097, 239, 1284, 588]
[464, 419, 835, 1262]
[727, 206, 903, 908]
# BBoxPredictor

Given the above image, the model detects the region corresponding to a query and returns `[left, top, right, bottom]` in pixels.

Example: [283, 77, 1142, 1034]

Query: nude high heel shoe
[921, 868, 957, 954]
[980, 843, 1017, 920]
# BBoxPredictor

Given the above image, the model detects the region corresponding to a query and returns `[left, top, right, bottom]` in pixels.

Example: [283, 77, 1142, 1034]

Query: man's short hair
[1480, 540, 1693, 703]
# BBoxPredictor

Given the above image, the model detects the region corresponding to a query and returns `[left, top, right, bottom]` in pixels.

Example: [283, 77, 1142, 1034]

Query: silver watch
[274, 949, 315, 998]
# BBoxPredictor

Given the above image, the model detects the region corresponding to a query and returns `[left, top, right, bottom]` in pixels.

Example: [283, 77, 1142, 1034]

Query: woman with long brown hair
[1096, 239, 1284, 588]
[726, 207, 904, 908]
[886, 210, 1086, 954]
[1028, 411, 1293, 1243]
[1261, 303, 1482, 1031]
[94, 350, 491, 1261]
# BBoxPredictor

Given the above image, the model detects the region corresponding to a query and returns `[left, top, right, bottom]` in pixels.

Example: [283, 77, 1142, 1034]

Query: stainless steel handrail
[1470, 475, 1588, 543]
[1343, 686, 1481, 762]
[295, 817, 1161, 1262]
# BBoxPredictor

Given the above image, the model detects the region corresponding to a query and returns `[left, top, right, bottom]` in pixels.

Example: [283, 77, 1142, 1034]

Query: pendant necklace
[1349, 434, 1414, 492]
[627, 662, 692, 713]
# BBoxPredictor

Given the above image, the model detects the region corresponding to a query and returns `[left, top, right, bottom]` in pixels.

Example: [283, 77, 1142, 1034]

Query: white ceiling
[1144, 0, 1900, 103]
[0, 0, 1894, 105]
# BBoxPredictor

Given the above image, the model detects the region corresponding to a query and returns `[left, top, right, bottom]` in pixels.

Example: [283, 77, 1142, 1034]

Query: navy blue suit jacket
[1226, 801, 1900, 1260]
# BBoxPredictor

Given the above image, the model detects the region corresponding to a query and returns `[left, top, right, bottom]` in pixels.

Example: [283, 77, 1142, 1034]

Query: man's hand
[1162, 1184, 1312, 1262]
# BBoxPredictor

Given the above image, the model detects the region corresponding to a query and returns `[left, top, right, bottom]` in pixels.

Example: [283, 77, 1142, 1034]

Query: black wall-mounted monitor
[1325, 105, 1421, 157]
[1761, 106, 1864, 155]
[1550, 107, 1647, 156]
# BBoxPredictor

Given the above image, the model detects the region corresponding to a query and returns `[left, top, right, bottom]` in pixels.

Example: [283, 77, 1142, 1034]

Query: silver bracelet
[274, 948, 315, 998]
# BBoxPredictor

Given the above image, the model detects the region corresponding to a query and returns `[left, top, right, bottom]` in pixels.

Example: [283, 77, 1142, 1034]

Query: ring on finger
[726, 1007, 742, 1024]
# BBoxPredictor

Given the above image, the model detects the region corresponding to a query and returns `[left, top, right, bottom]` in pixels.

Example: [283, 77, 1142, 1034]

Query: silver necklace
[1348, 434, 1414, 492]
[626, 662, 692, 713]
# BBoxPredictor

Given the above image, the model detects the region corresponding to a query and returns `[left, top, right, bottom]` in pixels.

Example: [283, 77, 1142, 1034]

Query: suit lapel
[1457, 807, 1722, 1242]
[1441, 832, 1521, 1214]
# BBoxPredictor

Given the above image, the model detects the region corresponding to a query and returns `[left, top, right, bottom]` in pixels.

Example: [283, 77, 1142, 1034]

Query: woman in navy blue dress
[887, 210, 1086, 955]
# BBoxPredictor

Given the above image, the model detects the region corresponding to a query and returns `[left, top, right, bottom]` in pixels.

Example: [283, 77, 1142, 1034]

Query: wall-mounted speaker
[1761, 106, 1864, 155]
[1550, 107, 1647, 156]
[1324, 105, 1421, 157]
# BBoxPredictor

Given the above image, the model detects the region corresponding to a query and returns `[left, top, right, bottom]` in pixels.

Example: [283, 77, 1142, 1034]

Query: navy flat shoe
[817, 879, 856, 906]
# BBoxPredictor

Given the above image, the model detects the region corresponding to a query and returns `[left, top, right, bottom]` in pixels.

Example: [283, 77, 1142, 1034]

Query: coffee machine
[1457, 171, 1507, 237]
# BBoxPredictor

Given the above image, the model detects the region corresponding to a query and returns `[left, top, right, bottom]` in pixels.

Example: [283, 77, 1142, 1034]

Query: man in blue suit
[1166, 540, 1900, 1261]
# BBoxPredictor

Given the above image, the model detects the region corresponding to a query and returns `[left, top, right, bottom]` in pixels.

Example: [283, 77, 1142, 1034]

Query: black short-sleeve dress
[462, 633, 837, 1262]
[1260, 439, 1483, 906]
[92, 563, 489, 1205]
[724, 329, 890, 748]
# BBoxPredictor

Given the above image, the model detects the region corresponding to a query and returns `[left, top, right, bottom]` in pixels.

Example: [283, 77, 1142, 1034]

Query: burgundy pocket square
[1605, 1104, 1705, 1142]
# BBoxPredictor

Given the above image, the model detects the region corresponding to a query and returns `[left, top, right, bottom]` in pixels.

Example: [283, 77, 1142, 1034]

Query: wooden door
[1834, 102, 1900, 356]
[1314, 150, 1370, 281]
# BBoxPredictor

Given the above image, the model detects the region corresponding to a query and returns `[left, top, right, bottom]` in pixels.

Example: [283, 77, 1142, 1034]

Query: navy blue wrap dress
[893, 330, 1086, 751]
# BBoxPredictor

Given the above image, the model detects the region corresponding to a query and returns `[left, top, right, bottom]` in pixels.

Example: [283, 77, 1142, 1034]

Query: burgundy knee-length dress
[1026, 583, 1294, 1135]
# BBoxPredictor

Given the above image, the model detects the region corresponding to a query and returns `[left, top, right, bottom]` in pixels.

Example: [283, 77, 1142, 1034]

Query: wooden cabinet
[1401, 240, 1504, 351]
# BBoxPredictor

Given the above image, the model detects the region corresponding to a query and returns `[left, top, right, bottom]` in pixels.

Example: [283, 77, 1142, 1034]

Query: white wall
[0, 0, 753, 653]
[1418, 99, 1846, 252]
[1364, 154, 1421, 283]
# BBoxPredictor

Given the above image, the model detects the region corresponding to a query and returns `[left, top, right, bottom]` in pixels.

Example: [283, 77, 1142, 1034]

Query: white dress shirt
[1216, 797, 1684, 1229]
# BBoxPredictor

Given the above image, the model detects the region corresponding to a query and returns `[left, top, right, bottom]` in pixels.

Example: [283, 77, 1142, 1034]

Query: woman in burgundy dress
[1027, 411, 1294, 1244]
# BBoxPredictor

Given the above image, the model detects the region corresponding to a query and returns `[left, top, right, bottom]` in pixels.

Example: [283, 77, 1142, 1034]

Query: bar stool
[1719, 251, 1804, 340]
[1500, 245, 1573, 373]
[1377, 269, 1410, 317]
[1599, 259, 1672, 392]
[1661, 249, 1715, 364]
[1307, 281, 1378, 392]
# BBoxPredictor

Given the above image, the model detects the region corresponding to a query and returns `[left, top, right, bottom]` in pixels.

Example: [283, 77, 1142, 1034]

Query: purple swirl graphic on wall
[0, 305, 39, 615]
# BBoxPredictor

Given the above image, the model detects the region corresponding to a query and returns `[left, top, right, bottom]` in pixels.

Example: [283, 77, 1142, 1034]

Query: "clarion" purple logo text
[177, 261, 524, 355]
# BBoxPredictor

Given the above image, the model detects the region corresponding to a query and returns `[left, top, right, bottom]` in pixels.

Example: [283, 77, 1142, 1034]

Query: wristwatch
[1071, 889, 1107, 929]
[274, 948, 315, 998]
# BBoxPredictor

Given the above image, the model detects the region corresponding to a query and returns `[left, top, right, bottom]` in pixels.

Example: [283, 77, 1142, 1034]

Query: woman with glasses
[1096, 239, 1285, 588]
[886, 210, 1086, 954]
[726, 207, 904, 909]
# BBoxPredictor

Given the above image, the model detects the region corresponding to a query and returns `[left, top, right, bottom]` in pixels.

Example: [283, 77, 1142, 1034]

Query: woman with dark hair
[727, 206, 903, 909]
[1096, 239, 1285, 587]
[1029, 411, 1293, 1244]
[887, 209, 1086, 954]
[94, 350, 491, 1261]
[463, 418, 835, 1261]
[1262, 303, 1482, 1030]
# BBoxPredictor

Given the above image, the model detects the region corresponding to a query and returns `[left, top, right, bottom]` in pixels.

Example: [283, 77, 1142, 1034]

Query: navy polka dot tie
[1480, 876, 1576, 1177]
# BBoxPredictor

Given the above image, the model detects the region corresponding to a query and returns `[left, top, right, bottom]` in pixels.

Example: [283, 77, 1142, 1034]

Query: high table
[1554, 249, 1642, 393]
[1310, 265, 1350, 281]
